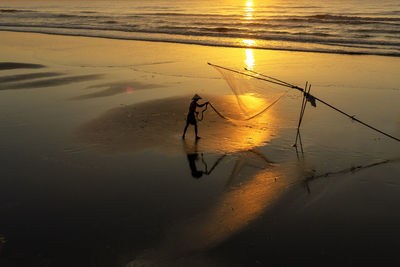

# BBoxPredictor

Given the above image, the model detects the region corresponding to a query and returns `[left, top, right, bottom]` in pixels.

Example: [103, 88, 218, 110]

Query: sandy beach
[0, 30, 400, 266]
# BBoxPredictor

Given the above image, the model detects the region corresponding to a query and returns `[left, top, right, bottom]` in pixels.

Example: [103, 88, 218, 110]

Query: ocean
[1, 0, 400, 57]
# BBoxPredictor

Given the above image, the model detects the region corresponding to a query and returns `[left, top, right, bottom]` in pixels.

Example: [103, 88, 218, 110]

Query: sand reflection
[173, 149, 278, 253]
[166, 166, 283, 253]
[0, 62, 44, 70]
[72, 81, 163, 100]
[75, 95, 281, 154]
[0, 234, 5, 256]
[127, 152, 298, 266]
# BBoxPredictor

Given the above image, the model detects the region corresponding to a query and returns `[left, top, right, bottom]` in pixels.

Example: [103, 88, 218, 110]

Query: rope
[196, 103, 208, 121]
[208, 103, 230, 120]
[205, 92, 286, 122]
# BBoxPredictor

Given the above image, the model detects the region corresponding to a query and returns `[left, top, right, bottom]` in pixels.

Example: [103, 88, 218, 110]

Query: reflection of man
[183, 140, 225, 179]
[187, 152, 205, 178]
[182, 94, 209, 140]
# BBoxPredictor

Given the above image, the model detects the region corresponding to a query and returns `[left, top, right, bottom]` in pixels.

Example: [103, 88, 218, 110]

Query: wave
[3, 8, 400, 27]
[305, 14, 400, 22]
[134, 12, 237, 17]
[1, 27, 400, 58]
[160, 25, 334, 37]
[347, 28, 400, 35]
[54, 13, 107, 19]
[1, 23, 399, 48]
[122, 12, 400, 23]
[0, 8, 35, 13]
[79, 11, 98, 14]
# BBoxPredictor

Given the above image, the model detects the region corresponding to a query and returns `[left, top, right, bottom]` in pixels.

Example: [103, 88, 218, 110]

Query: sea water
[1, 0, 400, 56]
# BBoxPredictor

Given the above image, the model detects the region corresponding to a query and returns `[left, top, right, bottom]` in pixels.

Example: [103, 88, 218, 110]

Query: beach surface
[0, 31, 400, 266]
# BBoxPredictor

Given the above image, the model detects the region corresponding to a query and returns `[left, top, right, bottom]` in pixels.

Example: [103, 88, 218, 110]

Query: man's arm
[197, 101, 209, 107]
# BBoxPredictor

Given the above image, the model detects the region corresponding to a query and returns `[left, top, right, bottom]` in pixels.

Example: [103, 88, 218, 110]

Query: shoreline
[2, 28, 400, 59]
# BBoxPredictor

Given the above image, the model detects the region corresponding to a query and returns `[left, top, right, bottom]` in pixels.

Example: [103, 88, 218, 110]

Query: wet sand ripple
[0, 62, 44, 70]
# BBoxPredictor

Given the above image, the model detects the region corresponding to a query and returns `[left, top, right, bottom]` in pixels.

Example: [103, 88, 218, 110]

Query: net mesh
[211, 65, 289, 121]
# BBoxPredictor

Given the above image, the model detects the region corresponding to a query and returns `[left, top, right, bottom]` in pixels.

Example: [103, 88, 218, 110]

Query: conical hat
[192, 94, 202, 100]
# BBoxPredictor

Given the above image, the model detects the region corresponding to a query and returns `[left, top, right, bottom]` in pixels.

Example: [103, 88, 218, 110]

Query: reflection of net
[213, 66, 288, 121]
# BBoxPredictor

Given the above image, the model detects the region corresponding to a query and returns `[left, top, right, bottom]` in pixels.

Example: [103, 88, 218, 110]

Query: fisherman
[182, 94, 208, 140]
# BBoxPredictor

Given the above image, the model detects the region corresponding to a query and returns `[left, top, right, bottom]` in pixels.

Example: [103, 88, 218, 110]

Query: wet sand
[75, 95, 280, 154]
[0, 31, 400, 266]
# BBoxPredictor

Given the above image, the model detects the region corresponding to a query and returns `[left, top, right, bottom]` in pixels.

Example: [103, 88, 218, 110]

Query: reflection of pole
[295, 130, 304, 158]
[293, 83, 311, 148]
[303, 157, 400, 194]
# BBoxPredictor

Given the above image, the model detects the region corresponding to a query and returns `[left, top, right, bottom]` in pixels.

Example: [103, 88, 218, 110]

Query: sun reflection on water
[244, 0, 254, 20]
[242, 39, 255, 46]
[245, 48, 255, 70]
[241, 39, 256, 70]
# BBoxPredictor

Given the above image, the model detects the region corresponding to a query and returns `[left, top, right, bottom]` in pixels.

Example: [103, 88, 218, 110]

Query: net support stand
[209, 63, 400, 143]
[293, 82, 311, 152]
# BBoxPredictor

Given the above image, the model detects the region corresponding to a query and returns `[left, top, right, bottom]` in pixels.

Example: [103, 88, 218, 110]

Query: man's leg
[195, 123, 200, 139]
[182, 122, 189, 139]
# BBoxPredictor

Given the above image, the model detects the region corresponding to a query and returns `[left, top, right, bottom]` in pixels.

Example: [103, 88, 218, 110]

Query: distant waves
[1, 0, 400, 57]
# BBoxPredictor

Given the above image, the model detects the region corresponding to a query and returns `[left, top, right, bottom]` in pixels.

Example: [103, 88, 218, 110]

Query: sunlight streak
[242, 39, 256, 46]
[245, 48, 255, 70]
[244, 0, 254, 20]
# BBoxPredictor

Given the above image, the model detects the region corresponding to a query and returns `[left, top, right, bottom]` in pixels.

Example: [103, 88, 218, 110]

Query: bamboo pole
[294, 83, 311, 147]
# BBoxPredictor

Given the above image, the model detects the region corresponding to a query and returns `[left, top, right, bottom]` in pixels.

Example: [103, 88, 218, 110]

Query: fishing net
[210, 64, 290, 121]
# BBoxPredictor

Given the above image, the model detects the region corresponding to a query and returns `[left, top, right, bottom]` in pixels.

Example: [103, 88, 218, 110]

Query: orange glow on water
[242, 39, 255, 47]
[167, 163, 288, 253]
[244, 0, 254, 20]
[245, 48, 255, 70]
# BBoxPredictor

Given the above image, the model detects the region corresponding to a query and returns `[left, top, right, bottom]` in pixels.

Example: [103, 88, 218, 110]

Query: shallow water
[0, 32, 400, 266]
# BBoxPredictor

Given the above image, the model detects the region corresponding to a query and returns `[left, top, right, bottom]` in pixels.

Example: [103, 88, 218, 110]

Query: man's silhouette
[182, 94, 208, 140]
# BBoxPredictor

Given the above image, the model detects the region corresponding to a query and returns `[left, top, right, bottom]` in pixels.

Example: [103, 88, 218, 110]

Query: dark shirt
[188, 100, 197, 114]
[188, 100, 206, 114]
